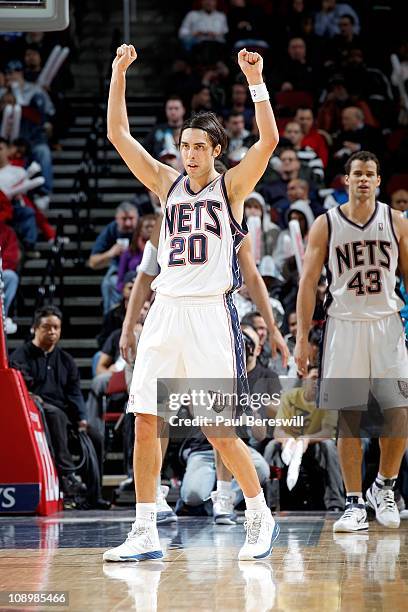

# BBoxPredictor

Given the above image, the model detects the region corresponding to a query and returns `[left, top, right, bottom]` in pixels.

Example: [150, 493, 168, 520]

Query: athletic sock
[216, 480, 232, 495]
[136, 502, 157, 527]
[245, 490, 267, 512]
[375, 473, 397, 490]
[346, 492, 364, 506]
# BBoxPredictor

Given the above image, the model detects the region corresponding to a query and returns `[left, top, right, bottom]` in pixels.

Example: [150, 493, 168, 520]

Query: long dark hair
[179, 111, 228, 154]
[130, 214, 157, 253]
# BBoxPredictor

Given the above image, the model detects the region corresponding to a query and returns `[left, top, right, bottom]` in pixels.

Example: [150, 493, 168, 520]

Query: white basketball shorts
[127, 293, 247, 417]
[319, 313, 408, 410]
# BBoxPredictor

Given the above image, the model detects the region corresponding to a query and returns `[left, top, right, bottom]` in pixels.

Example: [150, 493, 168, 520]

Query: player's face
[345, 160, 380, 201]
[34, 315, 61, 350]
[180, 128, 220, 177]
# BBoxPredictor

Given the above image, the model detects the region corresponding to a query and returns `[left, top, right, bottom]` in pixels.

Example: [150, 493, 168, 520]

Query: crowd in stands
[3, 1, 408, 512]
[0, 30, 73, 334]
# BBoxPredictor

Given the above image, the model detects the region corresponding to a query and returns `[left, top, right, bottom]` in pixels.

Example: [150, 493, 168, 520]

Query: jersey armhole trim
[325, 211, 332, 264]
[220, 174, 248, 237]
[165, 173, 184, 204]
[388, 205, 399, 246]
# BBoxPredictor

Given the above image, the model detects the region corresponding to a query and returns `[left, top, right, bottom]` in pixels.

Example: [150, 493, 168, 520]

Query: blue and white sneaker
[238, 508, 280, 560]
[211, 491, 237, 525]
[366, 482, 400, 528]
[333, 502, 368, 532]
[103, 521, 163, 562]
[156, 485, 178, 525]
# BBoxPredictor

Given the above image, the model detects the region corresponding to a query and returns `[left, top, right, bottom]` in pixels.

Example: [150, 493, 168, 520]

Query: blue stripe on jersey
[224, 293, 250, 414]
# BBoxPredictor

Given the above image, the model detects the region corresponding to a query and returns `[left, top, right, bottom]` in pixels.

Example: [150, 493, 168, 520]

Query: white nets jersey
[325, 201, 404, 320]
[152, 173, 247, 297]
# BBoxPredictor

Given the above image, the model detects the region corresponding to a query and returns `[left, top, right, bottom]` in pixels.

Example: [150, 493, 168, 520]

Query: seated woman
[116, 213, 156, 293]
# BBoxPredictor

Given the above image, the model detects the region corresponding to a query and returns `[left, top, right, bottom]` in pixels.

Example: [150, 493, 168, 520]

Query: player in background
[104, 43, 280, 562]
[295, 151, 408, 532]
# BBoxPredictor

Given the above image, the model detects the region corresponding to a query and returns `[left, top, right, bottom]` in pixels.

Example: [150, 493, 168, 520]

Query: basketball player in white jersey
[103, 44, 280, 562]
[295, 151, 408, 532]
[119, 216, 289, 525]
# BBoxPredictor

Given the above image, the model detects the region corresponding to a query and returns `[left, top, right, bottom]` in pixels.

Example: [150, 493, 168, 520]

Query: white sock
[136, 502, 156, 526]
[217, 480, 232, 495]
[156, 477, 162, 499]
[245, 490, 267, 512]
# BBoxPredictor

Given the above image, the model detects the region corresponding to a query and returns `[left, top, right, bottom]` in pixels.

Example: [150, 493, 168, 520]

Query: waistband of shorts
[155, 293, 226, 306]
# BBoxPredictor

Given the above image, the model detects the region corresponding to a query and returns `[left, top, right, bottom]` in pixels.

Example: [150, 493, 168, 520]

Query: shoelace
[379, 489, 396, 511]
[244, 513, 262, 545]
[342, 505, 363, 520]
[126, 521, 151, 541]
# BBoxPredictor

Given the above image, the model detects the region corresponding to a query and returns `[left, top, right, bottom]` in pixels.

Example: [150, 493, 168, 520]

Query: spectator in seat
[190, 85, 213, 113]
[314, 0, 360, 38]
[116, 214, 156, 293]
[279, 37, 316, 94]
[317, 75, 378, 134]
[225, 111, 256, 157]
[0, 221, 20, 334]
[227, 0, 268, 50]
[88, 201, 138, 314]
[283, 121, 325, 185]
[23, 45, 43, 83]
[273, 199, 315, 274]
[10, 305, 109, 508]
[0, 137, 38, 252]
[342, 47, 394, 126]
[295, 107, 329, 167]
[284, 311, 297, 356]
[264, 366, 344, 511]
[391, 189, 408, 214]
[329, 13, 362, 68]
[333, 106, 384, 167]
[2, 60, 55, 204]
[178, 0, 228, 54]
[225, 82, 254, 130]
[144, 96, 186, 160]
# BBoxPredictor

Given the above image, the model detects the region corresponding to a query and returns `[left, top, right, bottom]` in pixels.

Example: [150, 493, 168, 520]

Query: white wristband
[249, 82, 269, 103]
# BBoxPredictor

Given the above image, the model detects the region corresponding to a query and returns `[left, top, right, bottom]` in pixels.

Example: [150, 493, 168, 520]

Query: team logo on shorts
[378, 222, 383, 231]
[397, 380, 408, 399]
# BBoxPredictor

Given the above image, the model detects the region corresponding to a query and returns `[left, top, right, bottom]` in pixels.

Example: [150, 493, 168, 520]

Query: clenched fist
[237, 48, 263, 84]
[112, 44, 137, 73]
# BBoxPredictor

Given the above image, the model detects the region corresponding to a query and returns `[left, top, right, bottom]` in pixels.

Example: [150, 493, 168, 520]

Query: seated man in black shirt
[10, 306, 109, 508]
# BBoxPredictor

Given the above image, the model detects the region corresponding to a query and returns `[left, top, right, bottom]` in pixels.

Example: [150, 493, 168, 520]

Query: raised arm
[107, 44, 178, 201]
[225, 49, 279, 221]
[238, 235, 289, 367]
[294, 214, 328, 376]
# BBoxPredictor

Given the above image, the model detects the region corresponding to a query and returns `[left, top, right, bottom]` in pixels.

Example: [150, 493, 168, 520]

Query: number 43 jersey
[325, 201, 404, 320]
[152, 173, 247, 298]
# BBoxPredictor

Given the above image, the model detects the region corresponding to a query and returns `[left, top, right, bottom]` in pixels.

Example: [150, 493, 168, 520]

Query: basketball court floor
[1, 510, 407, 611]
